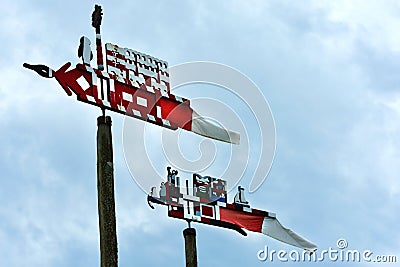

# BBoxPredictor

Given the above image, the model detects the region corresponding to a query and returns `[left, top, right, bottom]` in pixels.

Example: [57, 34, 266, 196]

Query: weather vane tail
[92, 4, 104, 70]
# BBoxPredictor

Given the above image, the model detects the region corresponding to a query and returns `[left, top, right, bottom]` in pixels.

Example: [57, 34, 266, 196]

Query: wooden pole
[183, 227, 198, 267]
[97, 115, 118, 267]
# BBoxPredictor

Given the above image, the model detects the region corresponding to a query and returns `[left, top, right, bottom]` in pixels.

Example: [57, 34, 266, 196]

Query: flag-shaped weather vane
[148, 167, 317, 252]
[23, 5, 240, 145]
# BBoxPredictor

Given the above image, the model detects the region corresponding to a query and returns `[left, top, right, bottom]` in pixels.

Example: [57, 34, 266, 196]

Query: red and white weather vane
[23, 5, 239, 145]
[148, 167, 317, 252]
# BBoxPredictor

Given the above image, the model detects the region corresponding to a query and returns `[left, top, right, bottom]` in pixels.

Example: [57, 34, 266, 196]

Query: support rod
[183, 228, 198, 267]
[97, 115, 118, 267]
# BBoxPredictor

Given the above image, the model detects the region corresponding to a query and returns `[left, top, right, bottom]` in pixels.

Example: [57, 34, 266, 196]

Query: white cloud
[0, 156, 98, 266]
[336, 91, 400, 196]
[316, 0, 400, 52]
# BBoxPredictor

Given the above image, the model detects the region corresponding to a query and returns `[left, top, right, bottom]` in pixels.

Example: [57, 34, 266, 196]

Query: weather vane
[23, 5, 239, 145]
[148, 167, 317, 252]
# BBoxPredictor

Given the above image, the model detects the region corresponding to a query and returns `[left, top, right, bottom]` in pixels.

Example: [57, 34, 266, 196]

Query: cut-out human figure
[234, 186, 249, 206]
[159, 182, 166, 201]
[78, 36, 93, 66]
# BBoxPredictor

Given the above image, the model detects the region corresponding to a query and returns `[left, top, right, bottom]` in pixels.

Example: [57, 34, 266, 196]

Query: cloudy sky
[1, 0, 399, 266]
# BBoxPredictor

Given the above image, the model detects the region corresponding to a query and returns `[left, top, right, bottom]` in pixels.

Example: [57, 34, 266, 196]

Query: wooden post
[183, 228, 198, 267]
[97, 115, 118, 267]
